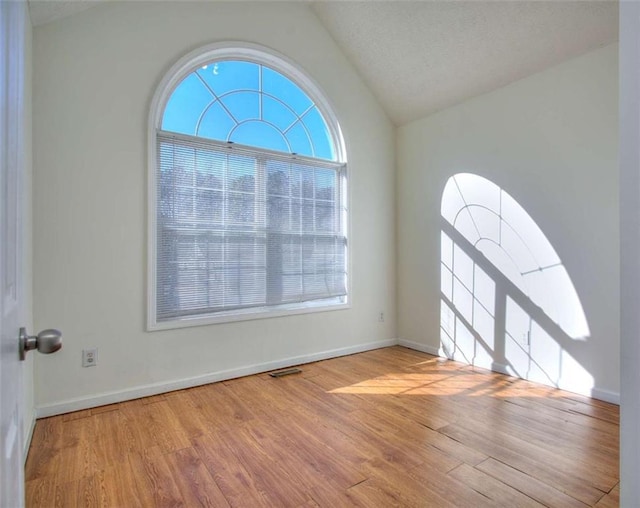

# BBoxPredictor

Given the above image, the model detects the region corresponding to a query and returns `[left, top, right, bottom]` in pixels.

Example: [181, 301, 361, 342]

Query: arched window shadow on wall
[440, 173, 593, 394]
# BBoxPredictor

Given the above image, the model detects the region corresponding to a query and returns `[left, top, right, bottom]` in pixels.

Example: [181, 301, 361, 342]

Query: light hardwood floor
[26, 347, 619, 507]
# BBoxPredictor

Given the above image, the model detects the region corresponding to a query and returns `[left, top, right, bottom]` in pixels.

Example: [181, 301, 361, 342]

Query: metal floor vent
[269, 367, 302, 378]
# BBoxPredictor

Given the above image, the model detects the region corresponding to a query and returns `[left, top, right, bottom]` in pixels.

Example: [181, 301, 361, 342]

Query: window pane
[227, 191, 255, 224]
[262, 95, 297, 131]
[291, 198, 301, 231]
[230, 121, 289, 153]
[220, 91, 260, 123]
[303, 107, 335, 160]
[289, 168, 302, 199]
[267, 163, 289, 196]
[315, 202, 335, 232]
[195, 150, 225, 189]
[268, 196, 289, 231]
[227, 154, 256, 203]
[163, 74, 213, 135]
[302, 200, 314, 231]
[262, 66, 312, 115]
[196, 61, 260, 96]
[300, 166, 314, 199]
[315, 169, 336, 201]
[196, 100, 235, 141]
[195, 189, 223, 222]
[285, 122, 313, 158]
[174, 187, 193, 219]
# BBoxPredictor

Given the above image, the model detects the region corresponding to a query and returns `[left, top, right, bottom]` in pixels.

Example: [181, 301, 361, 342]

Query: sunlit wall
[440, 173, 593, 392]
[397, 44, 619, 401]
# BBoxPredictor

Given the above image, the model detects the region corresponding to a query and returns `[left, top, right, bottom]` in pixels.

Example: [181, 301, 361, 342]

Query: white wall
[397, 44, 619, 400]
[32, 1, 396, 414]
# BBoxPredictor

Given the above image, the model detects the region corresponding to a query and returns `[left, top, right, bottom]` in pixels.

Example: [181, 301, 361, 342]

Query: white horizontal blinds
[156, 131, 346, 321]
[265, 157, 346, 305]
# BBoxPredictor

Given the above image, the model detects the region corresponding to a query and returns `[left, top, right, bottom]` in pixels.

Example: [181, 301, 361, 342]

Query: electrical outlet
[82, 348, 97, 367]
[378, 312, 385, 322]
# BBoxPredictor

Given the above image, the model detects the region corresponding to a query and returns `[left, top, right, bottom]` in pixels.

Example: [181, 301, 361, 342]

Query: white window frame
[147, 42, 349, 331]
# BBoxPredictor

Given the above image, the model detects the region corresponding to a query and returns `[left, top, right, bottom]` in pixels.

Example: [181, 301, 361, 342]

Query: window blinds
[155, 131, 347, 321]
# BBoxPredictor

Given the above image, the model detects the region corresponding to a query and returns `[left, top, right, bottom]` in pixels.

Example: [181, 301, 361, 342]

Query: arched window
[148, 43, 348, 329]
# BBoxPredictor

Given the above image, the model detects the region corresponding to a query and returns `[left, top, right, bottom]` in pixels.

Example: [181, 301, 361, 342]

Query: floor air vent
[269, 367, 302, 378]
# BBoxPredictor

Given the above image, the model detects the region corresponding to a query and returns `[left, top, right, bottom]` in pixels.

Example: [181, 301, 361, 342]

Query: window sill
[147, 299, 350, 331]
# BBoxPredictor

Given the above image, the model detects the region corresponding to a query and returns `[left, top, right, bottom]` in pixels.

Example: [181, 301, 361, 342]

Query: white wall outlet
[378, 312, 385, 322]
[82, 348, 97, 367]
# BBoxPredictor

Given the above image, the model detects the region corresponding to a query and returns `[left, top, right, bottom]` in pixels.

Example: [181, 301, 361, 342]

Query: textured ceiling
[312, 1, 618, 125]
[29, 1, 619, 125]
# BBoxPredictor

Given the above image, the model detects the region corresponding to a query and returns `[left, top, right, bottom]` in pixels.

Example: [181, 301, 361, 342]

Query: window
[148, 43, 348, 330]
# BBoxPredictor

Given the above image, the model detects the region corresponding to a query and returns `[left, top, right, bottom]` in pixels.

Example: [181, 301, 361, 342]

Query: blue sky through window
[162, 60, 336, 161]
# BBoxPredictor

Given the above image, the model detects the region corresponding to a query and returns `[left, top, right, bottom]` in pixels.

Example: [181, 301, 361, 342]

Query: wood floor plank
[406, 458, 496, 508]
[189, 382, 256, 429]
[488, 395, 619, 451]
[307, 482, 371, 508]
[473, 406, 618, 476]
[163, 447, 231, 507]
[502, 395, 619, 435]
[119, 399, 192, 455]
[222, 375, 292, 419]
[61, 409, 92, 422]
[25, 477, 60, 508]
[449, 409, 619, 490]
[214, 427, 313, 507]
[347, 477, 456, 508]
[26, 416, 98, 485]
[317, 408, 426, 470]
[476, 458, 589, 508]
[140, 451, 200, 507]
[241, 416, 367, 491]
[447, 463, 545, 507]
[349, 408, 463, 473]
[438, 422, 607, 505]
[358, 402, 488, 466]
[264, 404, 374, 470]
[594, 483, 620, 508]
[193, 431, 286, 507]
[26, 346, 619, 508]
[360, 457, 468, 508]
[163, 388, 213, 437]
[54, 472, 108, 508]
[276, 373, 375, 416]
[91, 409, 131, 468]
[98, 453, 156, 508]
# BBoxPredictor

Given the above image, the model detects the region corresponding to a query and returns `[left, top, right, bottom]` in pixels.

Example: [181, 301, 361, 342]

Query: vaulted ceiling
[28, 0, 619, 125]
[312, 1, 618, 124]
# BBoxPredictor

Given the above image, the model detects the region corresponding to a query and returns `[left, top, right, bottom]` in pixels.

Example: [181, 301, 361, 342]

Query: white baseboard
[490, 362, 620, 405]
[399, 340, 620, 406]
[36, 338, 398, 418]
[590, 388, 620, 405]
[397, 339, 441, 357]
[23, 414, 35, 465]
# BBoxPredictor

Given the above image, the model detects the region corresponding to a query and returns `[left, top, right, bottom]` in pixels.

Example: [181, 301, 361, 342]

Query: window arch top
[161, 58, 338, 161]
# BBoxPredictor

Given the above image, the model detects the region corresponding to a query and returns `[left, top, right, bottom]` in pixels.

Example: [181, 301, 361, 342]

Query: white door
[0, 1, 27, 506]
